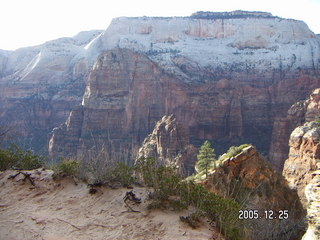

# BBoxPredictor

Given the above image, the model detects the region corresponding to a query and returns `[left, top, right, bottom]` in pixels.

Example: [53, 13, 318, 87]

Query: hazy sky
[1, 0, 319, 50]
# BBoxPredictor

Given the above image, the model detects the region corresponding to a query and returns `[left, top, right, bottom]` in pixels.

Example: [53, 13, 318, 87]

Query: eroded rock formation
[302, 170, 320, 240]
[281, 97, 320, 239]
[283, 121, 320, 206]
[270, 88, 320, 171]
[135, 115, 197, 174]
[204, 145, 306, 240]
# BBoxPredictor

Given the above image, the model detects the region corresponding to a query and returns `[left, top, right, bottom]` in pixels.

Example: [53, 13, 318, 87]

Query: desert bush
[134, 157, 158, 186]
[180, 211, 202, 228]
[52, 158, 80, 176]
[0, 144, 44, 171]
[108, 162, 135, 187]
[135, 157, 181, 200]
[136, 157, 244, 240]
[177, 180, 243, 239]
[315, 115, 320, 127]
[0, 148, 16, 170]
[219, 144, 250, 162]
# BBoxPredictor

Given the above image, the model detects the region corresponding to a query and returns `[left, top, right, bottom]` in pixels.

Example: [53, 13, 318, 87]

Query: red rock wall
[49, 49, 320, 169]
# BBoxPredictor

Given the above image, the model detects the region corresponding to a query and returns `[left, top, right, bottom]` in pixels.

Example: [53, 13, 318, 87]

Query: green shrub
[53, 158, 79, 176]
[219, 144, 250, 162]
[180, 211, 202, 228]
[135, 157, 157, 186]
[135, 157, 181, 200]
[136, 157, 244, 240]
[0, 148, 15, 170]
[315, 115, 320, 127]
[109, 162, 135, 187]
[0, 144, 44, 171]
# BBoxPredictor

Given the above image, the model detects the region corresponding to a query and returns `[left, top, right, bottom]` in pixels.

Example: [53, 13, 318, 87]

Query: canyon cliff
[0, 30, 102, 152]
[0, 11, 319, 169]
[281, 90, 320, 239]
[270, 88, 320, 170]
[283, 120, 320, 206]
[303, 170, 320, 240]
[48, 11, 320, 168]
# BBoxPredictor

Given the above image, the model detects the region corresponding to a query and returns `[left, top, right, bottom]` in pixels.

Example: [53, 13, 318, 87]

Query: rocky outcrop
[270, 88, 320, 171]
[135, 115, 197, 175]
[281, 94, 320, 239]
[302, 170, 320, 240]
[283, 121, 320, 207]
[0, 30, 103, 152]
[204, 145, 306, 240]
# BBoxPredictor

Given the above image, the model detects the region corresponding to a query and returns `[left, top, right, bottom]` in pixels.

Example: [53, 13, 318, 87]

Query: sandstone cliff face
[0, 30, 102, 152]
[204, 146, 306, 240]
[270, 88, 320, 170]
[135, 115, 197, 174]
[302, 170, 320, 240]
[283, 121, 320, 206]
[281, 94, 320, 239]
[1, 12, 320, 167]
[49, 12, 320, 167]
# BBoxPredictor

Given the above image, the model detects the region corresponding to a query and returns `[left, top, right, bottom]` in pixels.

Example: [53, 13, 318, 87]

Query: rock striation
[191, 10, 275, 19]
[135, 115, 197, 175]
[204, 145, 306, 240]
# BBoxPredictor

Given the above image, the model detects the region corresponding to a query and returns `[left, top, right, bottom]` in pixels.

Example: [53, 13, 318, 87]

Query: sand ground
[0, 170, 223, 240]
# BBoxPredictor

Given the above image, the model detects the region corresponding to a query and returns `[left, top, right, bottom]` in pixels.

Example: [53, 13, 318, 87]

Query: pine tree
[195, 140, 216, 177]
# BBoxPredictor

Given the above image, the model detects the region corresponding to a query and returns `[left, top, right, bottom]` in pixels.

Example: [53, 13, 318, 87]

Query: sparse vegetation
[0, 144, 44, 171]
[218, 144, 250, 162]
[108, 162, 135, 187]
[135, 157, 244, 240]
[52, 158, 80, 177]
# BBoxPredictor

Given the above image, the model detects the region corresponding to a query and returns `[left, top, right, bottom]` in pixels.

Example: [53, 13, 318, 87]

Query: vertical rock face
[302, 170, 320, 240]
[283, 121, 320, 206]
[48, 12, 320, 166]
[203, 145, 305, 240]
[135, 115, 197, 174]
[270, 89, 320, 170]
[0, 31, 103, 152]
[282, 92, 320, 240]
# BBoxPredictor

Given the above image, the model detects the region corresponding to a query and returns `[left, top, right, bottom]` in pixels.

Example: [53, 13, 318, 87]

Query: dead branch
[8, 171, 35, 186]
[123, 201, 140, 213]
[56, 218, 82, 230]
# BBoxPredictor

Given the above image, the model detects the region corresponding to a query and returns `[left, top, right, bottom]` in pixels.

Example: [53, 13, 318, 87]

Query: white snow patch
[20, 52, 41, 80]
[84, 33, 103, 50]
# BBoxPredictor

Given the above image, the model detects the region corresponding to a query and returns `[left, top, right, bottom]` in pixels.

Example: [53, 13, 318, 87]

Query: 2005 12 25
[238, 210, 289, 220]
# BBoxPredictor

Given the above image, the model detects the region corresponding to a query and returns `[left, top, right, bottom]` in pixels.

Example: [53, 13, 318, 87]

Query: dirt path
[0, 170, 221, 240]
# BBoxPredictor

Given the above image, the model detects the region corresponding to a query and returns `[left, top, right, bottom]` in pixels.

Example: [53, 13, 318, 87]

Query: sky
[0, 0, 319, 50]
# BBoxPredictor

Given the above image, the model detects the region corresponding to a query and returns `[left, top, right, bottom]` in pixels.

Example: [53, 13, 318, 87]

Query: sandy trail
[0, 170, 221, 240]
